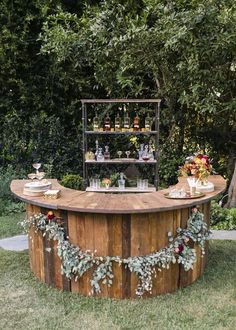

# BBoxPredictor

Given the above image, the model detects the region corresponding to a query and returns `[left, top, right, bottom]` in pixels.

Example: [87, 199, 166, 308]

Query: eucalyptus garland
[21, 207, 210, 296]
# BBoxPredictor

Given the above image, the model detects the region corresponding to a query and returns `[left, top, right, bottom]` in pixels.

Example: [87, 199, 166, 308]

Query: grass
[0, 212, 25, 239]
[0, 240, 235, 329]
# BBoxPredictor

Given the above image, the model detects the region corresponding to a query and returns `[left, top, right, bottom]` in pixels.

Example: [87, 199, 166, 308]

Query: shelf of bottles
[81, 99, 161, 192]
[89, 110, 156, 134]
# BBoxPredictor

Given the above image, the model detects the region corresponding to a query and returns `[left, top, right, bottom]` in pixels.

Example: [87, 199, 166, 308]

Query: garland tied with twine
[21, 207, 210, 296]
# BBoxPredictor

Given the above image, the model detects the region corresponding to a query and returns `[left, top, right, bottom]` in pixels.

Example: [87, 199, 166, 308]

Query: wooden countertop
[10, 175, 226, 214]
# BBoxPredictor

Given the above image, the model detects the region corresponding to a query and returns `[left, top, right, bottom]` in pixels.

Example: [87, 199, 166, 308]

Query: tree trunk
[225, 161, 236, 208]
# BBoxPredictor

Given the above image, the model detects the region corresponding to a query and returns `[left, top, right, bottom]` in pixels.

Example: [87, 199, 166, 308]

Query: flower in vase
[102, 178, 111, 188]
[179, 153, 212, 181]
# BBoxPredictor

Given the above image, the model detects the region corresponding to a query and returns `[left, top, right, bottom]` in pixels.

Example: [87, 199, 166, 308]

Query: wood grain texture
[24, 199, 212, 299]
[11, 175, 226, 214]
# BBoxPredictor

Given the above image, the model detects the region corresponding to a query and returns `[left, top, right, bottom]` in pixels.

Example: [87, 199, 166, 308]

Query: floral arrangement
[101, 178, 111, 187]
[21, 208, 210, 296]
[179, 154, 212, 181]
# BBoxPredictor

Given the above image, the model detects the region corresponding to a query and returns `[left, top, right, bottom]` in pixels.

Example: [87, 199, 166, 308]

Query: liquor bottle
[104, 145, 110, 160]
[115, 113, 121, 131]
[95, 139, 99, 160]
[133, 112, 140, 131]
[93, 112, 99, 131]
[97, 148, 104, 161]
[145, 113, 152, 131]
[104, 114, 111, 131]
[123, 112, 130, 130]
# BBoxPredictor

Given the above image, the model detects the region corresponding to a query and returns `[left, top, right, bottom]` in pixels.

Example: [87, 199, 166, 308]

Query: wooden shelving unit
[81, 99, 161, 191]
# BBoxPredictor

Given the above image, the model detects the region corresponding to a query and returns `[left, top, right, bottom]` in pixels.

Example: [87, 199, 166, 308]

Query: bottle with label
[104, 114, 111, 131]
[123, 112, 130, 130]
[145, 113, 152, 131]
[104, 145, 110, 160]
[93, 112, 99, 131]
[133, 112, 140, 131]
[115, 113, 121, 131]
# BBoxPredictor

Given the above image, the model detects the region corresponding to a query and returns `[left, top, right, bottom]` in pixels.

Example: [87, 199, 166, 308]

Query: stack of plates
[23, 181, 52, 196]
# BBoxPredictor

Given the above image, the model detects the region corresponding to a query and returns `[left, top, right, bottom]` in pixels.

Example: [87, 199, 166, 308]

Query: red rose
[192, 207, 198, 213]
[178, 244, 184, 253]
[47, 211, 55, 221]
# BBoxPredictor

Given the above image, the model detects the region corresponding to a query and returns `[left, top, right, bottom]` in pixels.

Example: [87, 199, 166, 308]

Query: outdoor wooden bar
[11, 175, 226, 299]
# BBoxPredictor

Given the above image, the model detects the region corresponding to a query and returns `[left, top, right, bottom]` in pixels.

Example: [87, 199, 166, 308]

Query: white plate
[24, 181, 52, 189]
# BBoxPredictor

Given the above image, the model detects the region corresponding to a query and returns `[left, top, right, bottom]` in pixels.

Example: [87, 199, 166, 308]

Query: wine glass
[117, 151, 122, 158]
[125, 151, 131, 159]
[36, 172, 45, 181]
[32, 163, 41, 174]
[28, 173, 37, 181]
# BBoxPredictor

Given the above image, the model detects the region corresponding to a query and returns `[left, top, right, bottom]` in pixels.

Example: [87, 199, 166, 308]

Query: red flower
[47, 211, 55, 221]
[178, 244, 184, 253]
[192, 207, 198, 213]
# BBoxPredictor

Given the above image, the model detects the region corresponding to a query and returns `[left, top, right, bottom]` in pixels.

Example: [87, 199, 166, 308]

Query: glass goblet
[37, 172, 45, 181]
[125, 151, 131, 159]
[32, 163, 41, 174]
[117, 151, 122, 158]
[28, 173, 37, 181]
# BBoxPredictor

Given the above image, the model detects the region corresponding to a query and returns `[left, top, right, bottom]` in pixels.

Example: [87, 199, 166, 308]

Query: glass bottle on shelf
[93, 112, 99, 131]
[118, 172, 125, 190]
[104, 114, 111, 131]
[115, 113, 121, 131]
[148, 140, 154, 160]
[97, 148, 104, 161]
[95, 139, 99, 160]
[145, 113, 152, 131]
[104, 145, 110, 160]
[123, 112, 130, 130]
[133, 112, 140, 131]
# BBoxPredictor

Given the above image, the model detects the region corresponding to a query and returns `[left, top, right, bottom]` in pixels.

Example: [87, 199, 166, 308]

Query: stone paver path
[0, 231, 236, 252]
[211, 230, 236, 241]
[0, 235, 28, 251]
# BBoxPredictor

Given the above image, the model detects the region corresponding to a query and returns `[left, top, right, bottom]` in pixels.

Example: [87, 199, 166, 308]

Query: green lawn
[0, 239, 235, 329]
[0, 212, 25, 239]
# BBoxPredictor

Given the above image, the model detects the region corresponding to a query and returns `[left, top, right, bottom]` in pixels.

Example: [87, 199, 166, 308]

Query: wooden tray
[164, 192, 205, 199]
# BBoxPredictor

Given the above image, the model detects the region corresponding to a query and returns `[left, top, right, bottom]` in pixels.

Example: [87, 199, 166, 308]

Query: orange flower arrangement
[101, 178, 111, 187]
[179, 154, 212, 181]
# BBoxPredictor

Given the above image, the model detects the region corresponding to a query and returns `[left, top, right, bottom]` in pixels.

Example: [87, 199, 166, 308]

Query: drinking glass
[125, 151, 131, 159]
[143, 179, 148, 190]
[117, 151, 122, 158]
[28, 173, 37, 181]
[32, 163, 41, 174]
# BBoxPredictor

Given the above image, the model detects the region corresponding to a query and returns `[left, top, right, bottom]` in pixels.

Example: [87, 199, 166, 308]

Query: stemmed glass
[28, 173, 37, 181]
[125, 151, 131, 159]
[117, 151, 122, 158]
[32, 163, 41, 174]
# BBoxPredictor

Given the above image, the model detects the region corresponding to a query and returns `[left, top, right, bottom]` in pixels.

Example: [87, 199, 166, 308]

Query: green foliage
[0, 165, 26, 216]
[60, 174, 84, 190]
[21, 209, 210, 296]
[1, 0, 236, 188]
[210, 200, 236, 230]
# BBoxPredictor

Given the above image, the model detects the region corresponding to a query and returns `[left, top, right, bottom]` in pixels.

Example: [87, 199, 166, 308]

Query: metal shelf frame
[81, 99, 161, 190]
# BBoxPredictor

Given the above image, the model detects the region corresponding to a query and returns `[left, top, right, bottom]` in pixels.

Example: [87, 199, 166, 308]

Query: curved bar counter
[11, 175, 226, 298]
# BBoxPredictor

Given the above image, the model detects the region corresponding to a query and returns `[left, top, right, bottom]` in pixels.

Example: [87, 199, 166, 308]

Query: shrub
[60, 174, 84, 190]
[0, 165, 26, 216]
[210, 201, 236, 230]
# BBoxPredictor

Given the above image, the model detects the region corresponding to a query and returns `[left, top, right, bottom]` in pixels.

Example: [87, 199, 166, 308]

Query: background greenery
[0, 0, 235, 183]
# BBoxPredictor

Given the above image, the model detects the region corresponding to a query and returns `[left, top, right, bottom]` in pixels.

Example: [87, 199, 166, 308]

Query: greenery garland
[21, 207, 210, 296]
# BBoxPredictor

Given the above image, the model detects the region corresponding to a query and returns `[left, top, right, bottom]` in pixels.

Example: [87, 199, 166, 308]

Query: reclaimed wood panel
[24, 200, 212, 298]
[11, 175, 226, 214]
